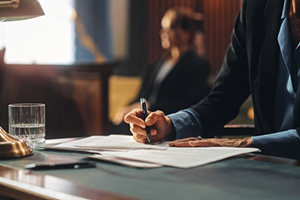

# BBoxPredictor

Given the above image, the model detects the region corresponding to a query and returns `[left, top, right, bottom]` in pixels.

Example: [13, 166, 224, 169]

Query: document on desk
[90, 152, 163, 168]
[45, 135, 167, 168]
[74, 135, 168, 150]
[45, 134, 259, 169]
[44, 136, 107, 153]
[91, 147, 260, 169]
[46, 135, 168, 152]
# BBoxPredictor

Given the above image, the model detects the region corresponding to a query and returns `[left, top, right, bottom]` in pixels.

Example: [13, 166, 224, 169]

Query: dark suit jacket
[132, 50, 211, 115]
[191, 0, 300, 135]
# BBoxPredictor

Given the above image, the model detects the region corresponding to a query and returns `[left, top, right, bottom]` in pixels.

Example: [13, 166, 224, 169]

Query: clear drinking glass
[8, 103, 46, 148]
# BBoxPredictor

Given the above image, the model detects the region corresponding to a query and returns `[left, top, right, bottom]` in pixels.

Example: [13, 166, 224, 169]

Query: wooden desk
[0, 138, 300, 200]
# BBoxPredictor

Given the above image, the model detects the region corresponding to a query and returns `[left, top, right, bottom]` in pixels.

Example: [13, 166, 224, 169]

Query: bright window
[0, 0, 75, 64]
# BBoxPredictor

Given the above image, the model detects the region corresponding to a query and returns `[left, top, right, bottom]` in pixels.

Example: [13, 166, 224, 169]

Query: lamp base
[0, 126, 33, 158]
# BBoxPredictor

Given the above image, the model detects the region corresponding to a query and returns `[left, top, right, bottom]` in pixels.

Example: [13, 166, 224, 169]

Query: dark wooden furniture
[0, 62, 116, 138]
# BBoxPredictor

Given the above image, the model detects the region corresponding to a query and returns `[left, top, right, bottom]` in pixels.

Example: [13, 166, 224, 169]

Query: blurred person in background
[113, 7, 211, 130]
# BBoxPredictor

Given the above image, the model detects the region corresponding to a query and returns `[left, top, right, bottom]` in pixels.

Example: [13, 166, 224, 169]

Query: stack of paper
[45, 135, 260, 169]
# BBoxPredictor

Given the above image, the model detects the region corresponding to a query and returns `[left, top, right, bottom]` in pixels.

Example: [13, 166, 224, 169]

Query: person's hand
[112, 102, 146, 125]
[124, 109, 172, 143]
[169, 137, 253, 147]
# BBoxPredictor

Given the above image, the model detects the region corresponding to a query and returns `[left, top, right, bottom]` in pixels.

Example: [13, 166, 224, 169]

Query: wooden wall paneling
[203, 0, 241, 76]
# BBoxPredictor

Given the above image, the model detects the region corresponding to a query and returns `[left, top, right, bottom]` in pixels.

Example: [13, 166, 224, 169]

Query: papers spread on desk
[46, 135, 168, 151]
[74, 135, 169, 150]
[97, 147, 260, 168]
[45, 135, 167, 168]
[90, 152, 163, 168]
[45, 135, 260, 169]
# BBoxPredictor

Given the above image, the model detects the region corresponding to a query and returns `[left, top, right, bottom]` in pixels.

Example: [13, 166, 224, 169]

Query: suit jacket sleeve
[191, 3, 251, 134]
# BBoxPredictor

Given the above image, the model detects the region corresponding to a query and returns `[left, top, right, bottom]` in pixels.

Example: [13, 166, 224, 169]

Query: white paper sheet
[111, 147, 260, 168]
[45, 135, 168, 155]
[73, 135, 168, 150]
[90, 153, 163, 168]
[44, 136, 108, 153]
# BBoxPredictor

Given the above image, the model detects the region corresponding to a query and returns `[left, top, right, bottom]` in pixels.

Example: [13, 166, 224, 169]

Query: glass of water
[8, 103, 46, 148]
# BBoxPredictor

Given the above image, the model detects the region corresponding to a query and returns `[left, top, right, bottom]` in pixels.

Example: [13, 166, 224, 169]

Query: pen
[24, 161, 97, 170]
[140, 98, 151, 142]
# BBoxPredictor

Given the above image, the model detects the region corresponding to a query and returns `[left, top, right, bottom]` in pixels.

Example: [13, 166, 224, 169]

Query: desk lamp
[0, 0, 44, 158]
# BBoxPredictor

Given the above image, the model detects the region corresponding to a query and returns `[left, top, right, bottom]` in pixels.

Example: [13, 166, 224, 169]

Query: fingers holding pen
[143, 111, 157, 126]
[129, 121, 156, 135]
[132, 131, 150, 143]
[124, 108, 145, 127]
[124, 108, 157, 143]
[124, 106, 171, 143]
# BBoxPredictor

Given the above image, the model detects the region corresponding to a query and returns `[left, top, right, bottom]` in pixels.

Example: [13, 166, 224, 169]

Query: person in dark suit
[112, 7, 211, 125]
[124, 0, 300, 160]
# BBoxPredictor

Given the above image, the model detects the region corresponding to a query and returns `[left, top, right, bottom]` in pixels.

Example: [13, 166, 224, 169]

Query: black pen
[140, 98, 151, 142]
[24, 161, 96, 170]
